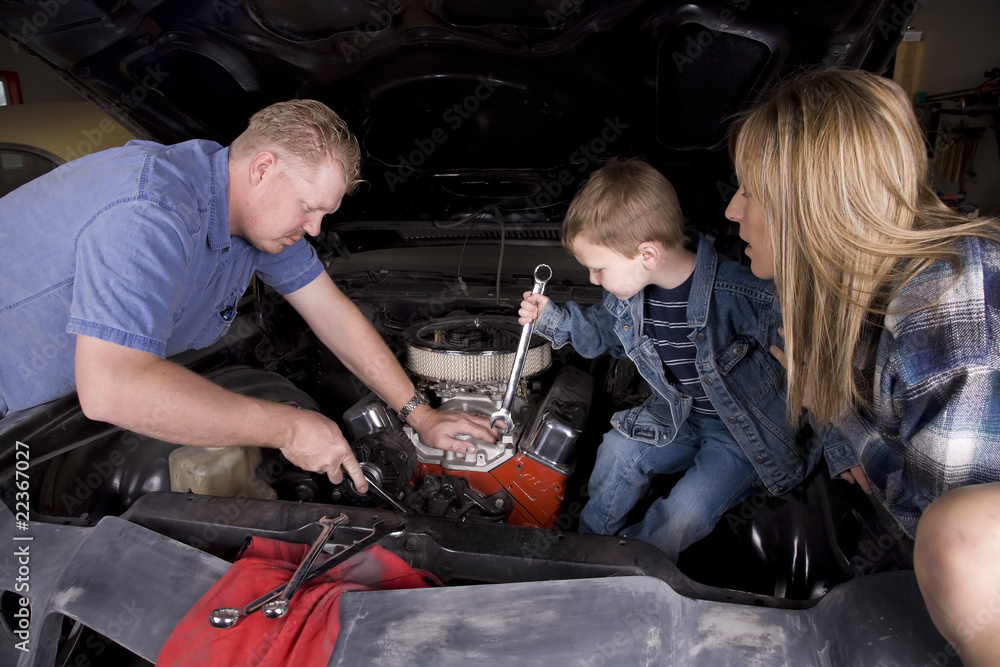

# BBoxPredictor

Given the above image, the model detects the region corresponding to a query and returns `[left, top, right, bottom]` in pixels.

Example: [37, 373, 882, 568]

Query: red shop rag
[156, 537, 441, 666]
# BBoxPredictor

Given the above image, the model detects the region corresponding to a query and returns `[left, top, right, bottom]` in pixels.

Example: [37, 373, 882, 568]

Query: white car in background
[0, 101, 135, 197]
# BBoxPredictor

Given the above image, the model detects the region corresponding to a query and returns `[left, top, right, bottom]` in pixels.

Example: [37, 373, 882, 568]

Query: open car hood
[0, 0, 916, 245]
[0, 5, 949, 665]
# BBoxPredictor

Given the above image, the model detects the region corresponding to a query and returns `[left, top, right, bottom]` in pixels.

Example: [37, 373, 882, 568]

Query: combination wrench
[359, 463, 413, 514]
[259, 514, 346, 619]
[209, 514, 348, 628]
[490, 263, 552, 435]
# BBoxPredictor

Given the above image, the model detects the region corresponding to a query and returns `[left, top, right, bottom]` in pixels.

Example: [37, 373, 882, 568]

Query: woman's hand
[840, 465, 873, 494]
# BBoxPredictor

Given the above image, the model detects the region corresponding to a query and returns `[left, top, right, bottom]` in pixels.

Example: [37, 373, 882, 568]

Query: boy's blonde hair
[729, 67, 1000, 424]
[230, 99, 363, 193]
[562, 157, 685, 257]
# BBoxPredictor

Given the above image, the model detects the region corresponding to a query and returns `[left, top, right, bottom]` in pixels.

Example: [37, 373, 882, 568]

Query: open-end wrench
[490, 263, 552, 435]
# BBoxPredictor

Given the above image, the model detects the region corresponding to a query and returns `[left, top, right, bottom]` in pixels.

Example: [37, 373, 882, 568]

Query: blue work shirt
[0, 139, 322, 417]
[533, 232, 836, 496]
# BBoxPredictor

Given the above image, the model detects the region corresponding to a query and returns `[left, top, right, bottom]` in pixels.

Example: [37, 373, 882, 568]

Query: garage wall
[910, 0, 1000, 217]
[0, 37, 83, 103]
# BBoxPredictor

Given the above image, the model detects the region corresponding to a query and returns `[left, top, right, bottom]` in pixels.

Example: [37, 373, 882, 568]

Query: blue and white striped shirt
[643, 278, 716, 416]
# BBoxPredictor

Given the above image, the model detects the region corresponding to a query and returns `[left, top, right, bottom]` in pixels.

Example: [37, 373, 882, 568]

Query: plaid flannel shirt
[834, 234, 1000, 538]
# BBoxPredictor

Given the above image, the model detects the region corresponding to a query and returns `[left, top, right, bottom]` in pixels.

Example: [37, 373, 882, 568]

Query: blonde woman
[724, 67, 1000, 665]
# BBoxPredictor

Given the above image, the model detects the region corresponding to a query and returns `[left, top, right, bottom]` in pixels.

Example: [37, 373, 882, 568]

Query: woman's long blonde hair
[730, 68, 999, 424]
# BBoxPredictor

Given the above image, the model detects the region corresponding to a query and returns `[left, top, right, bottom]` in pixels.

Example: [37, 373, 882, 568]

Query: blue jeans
[579, 412, 760, 562]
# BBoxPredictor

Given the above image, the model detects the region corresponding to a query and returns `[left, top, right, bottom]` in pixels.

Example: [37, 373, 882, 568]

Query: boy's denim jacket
[533, 232, 836, 496]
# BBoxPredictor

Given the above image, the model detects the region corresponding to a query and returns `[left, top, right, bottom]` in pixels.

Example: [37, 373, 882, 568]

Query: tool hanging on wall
[934, 120, 986, 189]
[918, 68, 999, 198]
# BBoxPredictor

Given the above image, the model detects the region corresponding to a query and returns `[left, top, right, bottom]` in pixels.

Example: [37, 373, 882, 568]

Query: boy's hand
[518, 291, 550, 325]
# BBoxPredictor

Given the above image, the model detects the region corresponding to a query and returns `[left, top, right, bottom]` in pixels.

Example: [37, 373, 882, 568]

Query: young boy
[518, 157, 826, 562]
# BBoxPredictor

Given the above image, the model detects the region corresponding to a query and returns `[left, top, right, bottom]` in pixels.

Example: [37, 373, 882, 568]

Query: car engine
[336, 315, 593, 528]
[24, 290, 609, 531]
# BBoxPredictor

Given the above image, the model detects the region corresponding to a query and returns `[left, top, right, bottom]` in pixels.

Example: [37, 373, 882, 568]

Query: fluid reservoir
[168, 445, 277, 500]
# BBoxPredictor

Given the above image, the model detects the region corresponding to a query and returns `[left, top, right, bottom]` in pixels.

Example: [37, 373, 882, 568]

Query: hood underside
[0, 0, 915, 242]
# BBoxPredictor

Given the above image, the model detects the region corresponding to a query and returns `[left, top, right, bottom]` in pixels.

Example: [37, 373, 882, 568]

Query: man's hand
[284, 274, 499, 457]
[406, 404, 500, 454]
[518, 291, 550, 326]
[272, 404, 367, 491]
[839, 464, 873, 494]
[75, 334, 368, 492]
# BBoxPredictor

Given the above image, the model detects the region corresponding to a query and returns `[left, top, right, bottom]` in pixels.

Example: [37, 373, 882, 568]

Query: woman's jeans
[579, 412, 760, 562]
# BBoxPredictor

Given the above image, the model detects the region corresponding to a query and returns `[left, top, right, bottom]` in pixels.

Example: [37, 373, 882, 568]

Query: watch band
[397, 392, 428, 424]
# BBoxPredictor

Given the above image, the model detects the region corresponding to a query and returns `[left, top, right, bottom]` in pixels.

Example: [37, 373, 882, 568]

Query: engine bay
[11, 258, 916, 602]
[337, 314, 593, 528]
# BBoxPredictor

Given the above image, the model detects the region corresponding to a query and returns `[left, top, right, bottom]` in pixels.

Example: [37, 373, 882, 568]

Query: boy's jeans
[579, 412, 760, 562]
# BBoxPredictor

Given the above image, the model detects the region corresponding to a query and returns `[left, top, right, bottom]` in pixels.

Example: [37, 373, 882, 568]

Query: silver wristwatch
[396, 391, 428, 424]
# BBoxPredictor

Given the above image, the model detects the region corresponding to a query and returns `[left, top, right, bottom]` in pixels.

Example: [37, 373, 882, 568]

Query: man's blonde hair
[230, 99, 363, 193]
[562, 157, 685, 257]
[730, 67, 1000, 424]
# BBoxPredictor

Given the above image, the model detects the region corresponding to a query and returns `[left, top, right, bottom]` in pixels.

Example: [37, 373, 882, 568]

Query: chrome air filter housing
[402, 316, 551, 382]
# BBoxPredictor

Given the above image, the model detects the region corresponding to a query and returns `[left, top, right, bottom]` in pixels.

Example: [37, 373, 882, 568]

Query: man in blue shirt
[0, 99, 497, 491]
